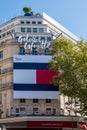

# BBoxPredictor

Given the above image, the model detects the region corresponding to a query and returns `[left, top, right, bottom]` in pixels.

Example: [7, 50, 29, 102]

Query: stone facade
[0, 12, 78, 118]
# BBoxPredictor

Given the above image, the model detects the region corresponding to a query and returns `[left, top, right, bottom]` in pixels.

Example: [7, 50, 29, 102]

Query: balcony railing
[11, 111, 32, 116]
[11, 110, 57, 117]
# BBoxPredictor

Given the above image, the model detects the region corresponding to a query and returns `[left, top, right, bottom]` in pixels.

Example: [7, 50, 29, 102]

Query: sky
[0, 0, 87, 41]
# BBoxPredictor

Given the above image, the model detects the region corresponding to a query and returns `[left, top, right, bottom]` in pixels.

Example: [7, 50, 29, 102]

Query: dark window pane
[0, 51, 3, 59]
[32, 48, 37, 55]
[27, 28, 31, 32]
[21, 27, 25, 32]
[3, 33, 6, 37]
[45, 48, 50, 55]
[33, 99, 38, 103]
[47, 37, 51, 41]
[19, 47, 25, 55]
[33, 28, 37, 33]
[46, 99, 51, 103]
[20, 99, 26, 103]
[26, 21, 30, 24]
[38, 21, 42, 24]
[32, 21, 36, 24]
[20, 21, 25, 24]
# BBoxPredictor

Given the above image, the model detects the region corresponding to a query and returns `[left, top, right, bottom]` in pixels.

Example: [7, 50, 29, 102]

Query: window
[46, 108, 51, 115]
[7, 31, 11, 35]
[20, 107, 25, 112]
[0, 35, 1, 39]
[47, 37, 51, 41]
[41, 37, 45, 42]
[16, 108, 19, 113]
[53, 109, 56, 115]
[26, 21, 30, 24]
[32, 21, 36, 24]
[45, 48, 50, 55]
[19, 47, 25, 55]
[0, 51, 3, 59]
[32, 47, 38, 55]
[35, 37, 39, 40]
[46, 99, 51, 103]
[15, 36, 19, 39]
[33, 108, 38, 114]
[39, 28, 44, 33]
[21, 27, 25, 32]
[27, 28, 31, 32]
[33, 28, 37, 33]
[33, 99, 38, 103]
[20, 21, 25, 24]
[20, 99, 26, 103]
[38, 21, 42, 24]
[3, 33, 6, 37]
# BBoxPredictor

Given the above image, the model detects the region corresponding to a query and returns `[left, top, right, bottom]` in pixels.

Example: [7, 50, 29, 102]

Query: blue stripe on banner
[14, 84, 59, 91]
[14, 63, 49, 70]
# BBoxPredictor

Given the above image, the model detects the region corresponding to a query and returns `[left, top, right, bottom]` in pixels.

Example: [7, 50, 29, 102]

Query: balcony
[0, 67, 13, 75]
[0, 82, 13, 90]
[11, 110, 58, 117]
[11, 110, 32, 117]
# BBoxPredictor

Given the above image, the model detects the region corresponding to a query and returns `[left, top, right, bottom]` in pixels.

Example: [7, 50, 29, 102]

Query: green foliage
[50, 38, 87, 115]
[23, 7, 32, 13]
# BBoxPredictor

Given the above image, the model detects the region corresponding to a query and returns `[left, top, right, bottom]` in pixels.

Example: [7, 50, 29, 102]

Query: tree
[50, 38, 87, 115]
[23, 7, 32, 13]
[23, 7, 33, 16]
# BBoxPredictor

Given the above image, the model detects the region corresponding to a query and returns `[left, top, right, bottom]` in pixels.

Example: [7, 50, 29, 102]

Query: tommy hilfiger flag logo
[13, 55, 59, 99]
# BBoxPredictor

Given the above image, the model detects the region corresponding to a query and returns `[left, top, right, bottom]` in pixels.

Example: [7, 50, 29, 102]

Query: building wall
[0, 39, 60, 118]
[0, 13, 79, 118]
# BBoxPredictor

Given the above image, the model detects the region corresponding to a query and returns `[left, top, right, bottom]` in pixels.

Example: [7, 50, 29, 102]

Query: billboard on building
[13, 55, 59, 99]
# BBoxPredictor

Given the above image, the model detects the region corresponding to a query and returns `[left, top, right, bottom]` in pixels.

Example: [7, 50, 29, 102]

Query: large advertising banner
[13, 55, 59, 99]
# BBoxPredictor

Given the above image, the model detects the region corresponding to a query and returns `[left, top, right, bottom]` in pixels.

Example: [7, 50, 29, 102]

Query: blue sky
[0, 0, 87, 41]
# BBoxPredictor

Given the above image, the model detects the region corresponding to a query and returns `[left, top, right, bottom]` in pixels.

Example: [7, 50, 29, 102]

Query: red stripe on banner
[26, 121, 77, 128]
[36, 70, 57, 84]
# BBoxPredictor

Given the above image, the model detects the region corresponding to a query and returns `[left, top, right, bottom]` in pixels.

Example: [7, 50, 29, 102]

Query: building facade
[0, 11, 79, 119]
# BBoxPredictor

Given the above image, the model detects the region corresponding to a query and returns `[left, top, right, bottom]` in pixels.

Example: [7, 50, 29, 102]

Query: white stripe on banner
[14, 70, 36, 84]
[14, 91, 59, 99]
[13, 55, 51, 63]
